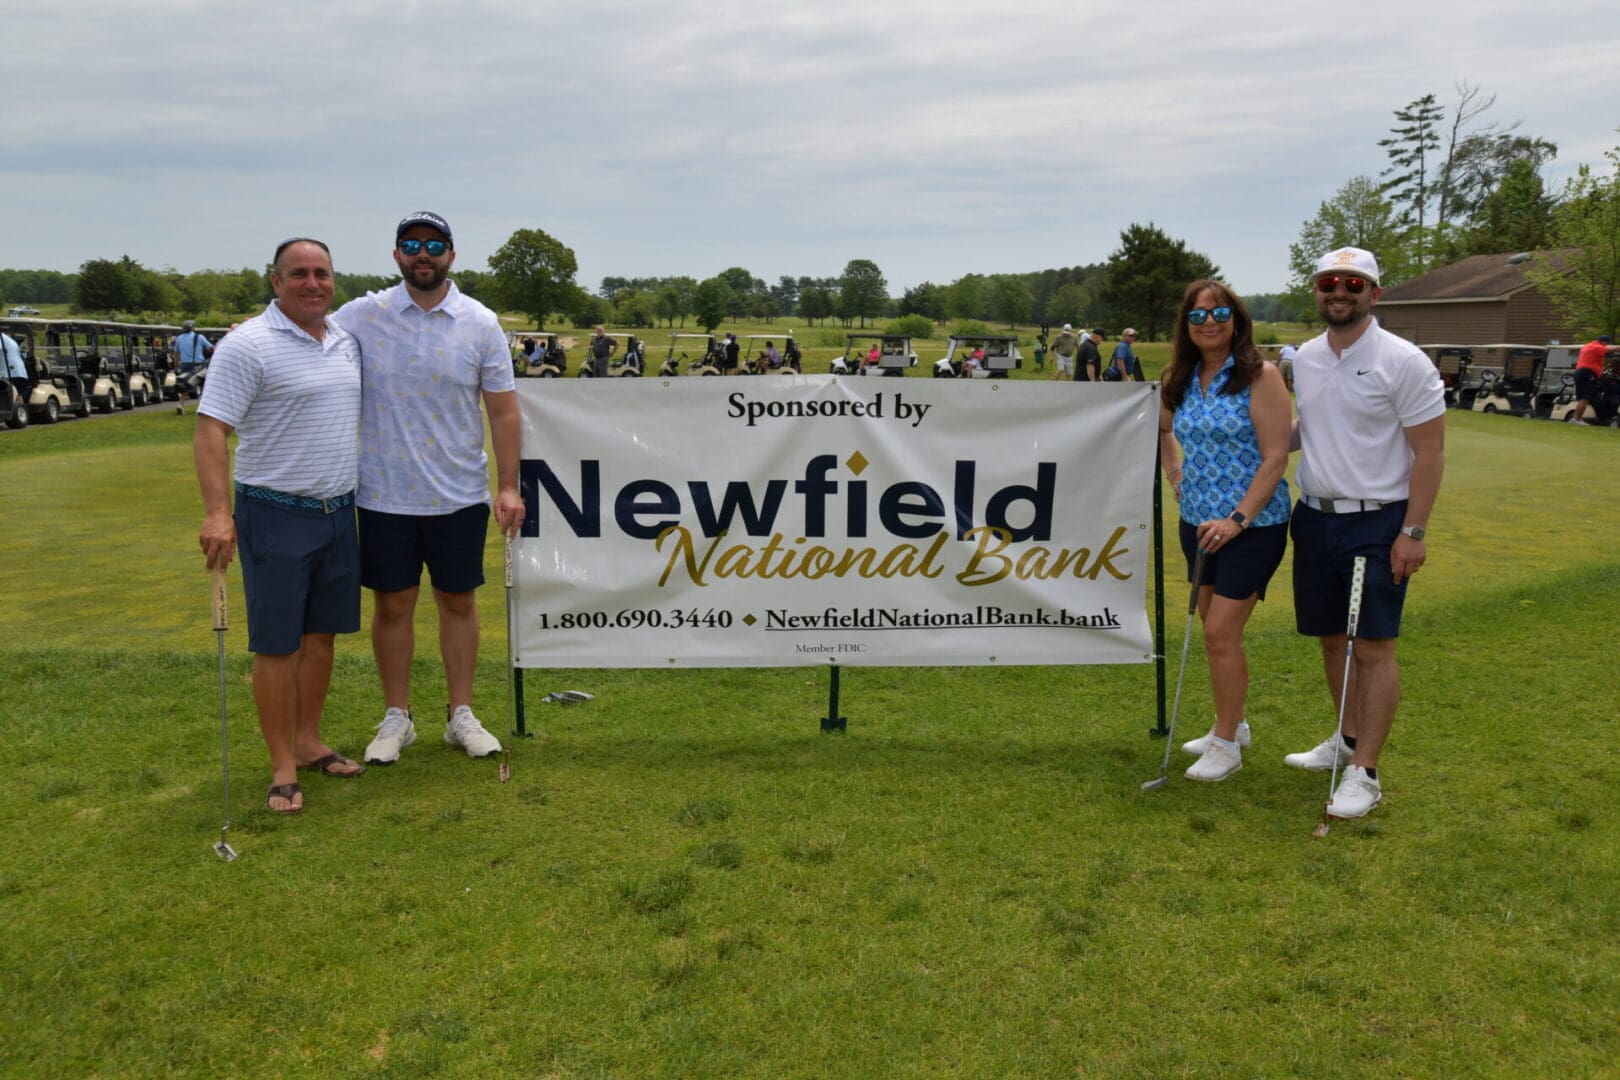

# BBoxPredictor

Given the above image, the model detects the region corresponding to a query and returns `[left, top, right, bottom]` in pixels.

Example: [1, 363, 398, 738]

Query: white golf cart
[511, 331, 568, 378]
[934, 334, 1021, 379]
[830, 333, 916, 377]
[657, 333, 723, 377]
[740, 333, 799, 374]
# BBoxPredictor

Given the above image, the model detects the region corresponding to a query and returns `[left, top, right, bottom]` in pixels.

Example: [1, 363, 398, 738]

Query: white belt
[1302, 495, 1385, 514]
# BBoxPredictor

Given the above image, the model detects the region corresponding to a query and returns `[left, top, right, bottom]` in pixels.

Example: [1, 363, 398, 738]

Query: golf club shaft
[1156, 548, 1207, 776]
[505, 536, 524, 738]
[1325, 557, 1368, 807]
[212, 566, 231, 833]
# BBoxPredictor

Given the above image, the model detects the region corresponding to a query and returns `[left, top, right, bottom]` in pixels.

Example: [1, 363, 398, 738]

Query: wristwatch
[1228, 510, 1248, 529]
[1400, 524, 1427, 541]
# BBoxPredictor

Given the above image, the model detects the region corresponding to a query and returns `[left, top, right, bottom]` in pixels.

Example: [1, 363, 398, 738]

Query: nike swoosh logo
[1357, 369, 1371, 375]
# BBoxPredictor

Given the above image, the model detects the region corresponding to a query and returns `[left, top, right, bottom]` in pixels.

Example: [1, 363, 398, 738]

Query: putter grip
[503, 536, 514, 589]
[211, 566, 228, 632]
[1346, 556, 1366, 634]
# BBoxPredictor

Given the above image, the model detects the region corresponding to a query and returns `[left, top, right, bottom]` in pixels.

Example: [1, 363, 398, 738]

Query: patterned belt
[1302, 495, 1385, 514]
[236, 482, 354, 514]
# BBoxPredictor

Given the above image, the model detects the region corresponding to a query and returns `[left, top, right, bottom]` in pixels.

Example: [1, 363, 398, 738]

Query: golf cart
[1548, 348, 1620, 426]
[174, 327, 229, 400]
[934, 334, 1021, 379]
[1, 319, 33, 428]
[741, 334, 800, 375]
[830, 334, 917, 377]
[1471, 346, 1546, 417]
[577, 330, 646, 377]
[144, 326, 183, 400]
[99, 322, 163, 408]
[53, 321, 130, 412]
[512, 332, 567, 378]
[657, 333, 723, 377]
[10, 319, 90, 423]
[1422, 345, 1476, 409]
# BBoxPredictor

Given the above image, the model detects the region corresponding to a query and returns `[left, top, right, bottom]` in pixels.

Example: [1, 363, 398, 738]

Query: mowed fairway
[1, 399, 1617, 1078]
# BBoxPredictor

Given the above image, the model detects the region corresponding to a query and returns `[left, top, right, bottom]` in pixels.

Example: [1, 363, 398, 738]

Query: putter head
[213, 841, 238, 862]
[1140, 777, 1168, 792]
[1313, 808, 1333, 837]
[544, 690, 595, 704]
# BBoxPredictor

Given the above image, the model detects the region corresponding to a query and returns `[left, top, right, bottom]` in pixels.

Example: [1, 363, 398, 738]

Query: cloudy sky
[5, 0, 1618, 297]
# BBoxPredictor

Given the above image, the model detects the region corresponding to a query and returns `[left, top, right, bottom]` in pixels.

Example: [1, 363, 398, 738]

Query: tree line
[1289, 83, 1619, 335]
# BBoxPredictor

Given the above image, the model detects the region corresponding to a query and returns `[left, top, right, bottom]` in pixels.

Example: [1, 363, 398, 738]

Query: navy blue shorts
[235, 497, 361, 655]
[1574, 367, 1598, 402]
[1291, 500, 1408, 639]
[1179, 519, 1288, 601]
[359, 504, 490, 594]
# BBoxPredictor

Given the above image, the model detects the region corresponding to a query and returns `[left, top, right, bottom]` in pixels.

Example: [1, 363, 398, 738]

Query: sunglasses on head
[398, 238, 449, 257]
[1315, 274, 1369, 295]
[1186, 307, 1233, 325]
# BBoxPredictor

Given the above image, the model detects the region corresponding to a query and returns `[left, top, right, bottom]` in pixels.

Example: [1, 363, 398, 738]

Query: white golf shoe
[365, 707, 417, 765]
[1183, 720, 1251, 756]
[1326, 765, 1382, 819]
[1284, 733, 1353, 771]
[1184, 737, 1243, 781]
[445, 705, 502, 759]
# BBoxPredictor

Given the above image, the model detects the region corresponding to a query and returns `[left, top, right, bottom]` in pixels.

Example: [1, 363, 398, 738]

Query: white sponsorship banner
[511, 376, 1158, 668]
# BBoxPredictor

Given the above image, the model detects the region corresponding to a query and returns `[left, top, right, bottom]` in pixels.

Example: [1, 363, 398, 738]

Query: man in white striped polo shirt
[332, 211, 523, 767]
[195, 238, 365, 815]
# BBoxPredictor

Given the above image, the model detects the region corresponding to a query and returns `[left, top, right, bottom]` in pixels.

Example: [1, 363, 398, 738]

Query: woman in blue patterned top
[1157, 279, 1292, 782]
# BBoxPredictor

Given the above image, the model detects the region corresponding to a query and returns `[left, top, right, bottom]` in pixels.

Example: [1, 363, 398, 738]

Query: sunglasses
[1186, 307, 1233, 325]
[1315, 274, 1370, 295]
[398, 238, 449, 257]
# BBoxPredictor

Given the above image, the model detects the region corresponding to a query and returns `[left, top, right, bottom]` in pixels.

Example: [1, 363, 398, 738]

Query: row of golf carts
[506, 331, 1023, 381]
[1422, 342, 1620, 426]
[0, 319, 227, 429]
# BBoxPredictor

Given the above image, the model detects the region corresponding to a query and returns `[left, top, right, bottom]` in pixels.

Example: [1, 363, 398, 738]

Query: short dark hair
[272, 237, 332, 270]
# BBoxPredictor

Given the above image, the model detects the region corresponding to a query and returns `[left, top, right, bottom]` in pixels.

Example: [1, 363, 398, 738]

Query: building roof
[1378, 250, 1576, 304]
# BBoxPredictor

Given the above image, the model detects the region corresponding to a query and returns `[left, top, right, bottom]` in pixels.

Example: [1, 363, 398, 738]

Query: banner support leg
[1150, 438, 1168, 738]
[821, 664, 847, 733]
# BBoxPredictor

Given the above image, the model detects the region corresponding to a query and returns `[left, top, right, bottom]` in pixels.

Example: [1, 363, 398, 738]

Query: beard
[403, 260, 449, 293]
[1318, 298, 1368, 328]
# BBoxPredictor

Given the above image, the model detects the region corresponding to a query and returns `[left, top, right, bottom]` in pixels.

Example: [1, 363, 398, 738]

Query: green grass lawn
[2, 407, 1617, 1078]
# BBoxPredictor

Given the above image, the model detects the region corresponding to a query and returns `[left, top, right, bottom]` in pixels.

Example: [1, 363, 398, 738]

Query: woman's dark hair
[1162, 278, 1264, 412]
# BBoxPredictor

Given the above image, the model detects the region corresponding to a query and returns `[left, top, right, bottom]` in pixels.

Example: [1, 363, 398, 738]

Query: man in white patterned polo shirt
[333, 211, 524, 767]
[195, 238, 365, 815]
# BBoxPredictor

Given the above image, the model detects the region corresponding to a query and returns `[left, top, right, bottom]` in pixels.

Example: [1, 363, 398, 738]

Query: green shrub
[885, 314, 935, 340]
[950, 319, 994, 338]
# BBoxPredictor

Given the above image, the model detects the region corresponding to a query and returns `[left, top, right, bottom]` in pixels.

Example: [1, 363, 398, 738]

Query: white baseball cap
[1311, 246, 1381, 285]
[1062, 323, 1073, 332]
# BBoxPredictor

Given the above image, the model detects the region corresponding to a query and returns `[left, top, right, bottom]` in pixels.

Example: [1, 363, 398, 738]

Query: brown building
[1376, 250, 1581, 346]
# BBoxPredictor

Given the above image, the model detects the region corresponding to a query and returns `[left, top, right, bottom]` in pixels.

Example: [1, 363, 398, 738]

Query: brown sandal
[298, 752, 365, 778]
[265, 782, 303, 814]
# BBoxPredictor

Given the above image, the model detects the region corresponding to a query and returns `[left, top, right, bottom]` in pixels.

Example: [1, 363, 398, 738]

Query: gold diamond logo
[743, 613, 756, 626]
[846, 451, 868, 475]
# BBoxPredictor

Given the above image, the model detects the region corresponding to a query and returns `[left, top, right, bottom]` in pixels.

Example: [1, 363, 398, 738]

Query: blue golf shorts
[1291, 499, 1409, 639]
[1179, 518, 1288, 602]
[359, 503, 490, 594]
[235, 497, 361, 655]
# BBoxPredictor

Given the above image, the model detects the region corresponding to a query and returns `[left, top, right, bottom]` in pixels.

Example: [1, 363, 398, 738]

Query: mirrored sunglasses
[398, 238, 449, 257]
[1315, 274, 1369, 295]
[1186, 307, 1233, 325]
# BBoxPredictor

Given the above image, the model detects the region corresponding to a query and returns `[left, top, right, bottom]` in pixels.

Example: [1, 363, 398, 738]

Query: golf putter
[1142, 548, 1206, 791]
[1314, 556, 1367, 838]
[211, 566, 238, 861]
